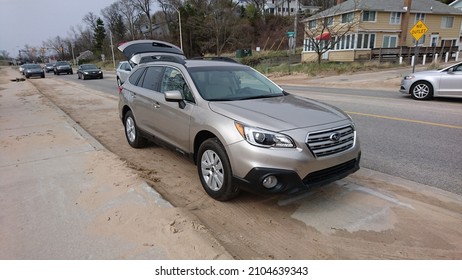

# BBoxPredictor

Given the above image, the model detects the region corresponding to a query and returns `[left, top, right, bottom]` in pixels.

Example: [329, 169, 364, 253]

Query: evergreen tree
[93, 18, 107, 54]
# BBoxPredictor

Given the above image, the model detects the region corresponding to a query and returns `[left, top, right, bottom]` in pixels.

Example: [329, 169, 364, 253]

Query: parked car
[118, 39, 185, 66]
[19, 64, 32, 75]
[24, 64, 45, 79]
[77, 64, 103, 80]
[44, 63, 54, 73]
[116, 61, 132, 87]
[118, 40, 361, 201]
[53, 61, 73, 75]
[400, 62, 462, 100]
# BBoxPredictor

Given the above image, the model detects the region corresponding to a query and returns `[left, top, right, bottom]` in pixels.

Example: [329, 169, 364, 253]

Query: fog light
[262, 175, 278, 189]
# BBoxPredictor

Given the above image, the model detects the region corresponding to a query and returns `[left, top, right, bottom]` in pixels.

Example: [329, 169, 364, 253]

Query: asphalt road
[283, 85, 462, 195]
[52, 72, 462, 195]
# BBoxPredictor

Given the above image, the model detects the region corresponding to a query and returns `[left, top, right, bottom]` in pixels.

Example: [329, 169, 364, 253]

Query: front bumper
[25, 71, 44, 77]
[233, 154, 360, 195]
[400, 80, 412, 94]
[226, 122, 361, 195]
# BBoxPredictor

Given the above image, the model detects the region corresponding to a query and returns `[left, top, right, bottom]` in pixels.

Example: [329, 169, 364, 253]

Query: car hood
[209, 94, 349, 131]
[118, 40, 184, 65]
[411, 69, 442, 76]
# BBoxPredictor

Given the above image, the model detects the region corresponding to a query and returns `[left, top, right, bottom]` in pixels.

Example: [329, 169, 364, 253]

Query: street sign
[287, 31, 295, 38]
[410, 20, 429, 41]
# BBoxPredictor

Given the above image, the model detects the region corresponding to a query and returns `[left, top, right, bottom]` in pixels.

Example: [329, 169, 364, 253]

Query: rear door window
[128, 68, 146, 85]
[141, 66, 163, 91]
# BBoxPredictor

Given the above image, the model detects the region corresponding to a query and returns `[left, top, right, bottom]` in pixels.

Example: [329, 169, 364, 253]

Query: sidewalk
[0, 67, 231, 259]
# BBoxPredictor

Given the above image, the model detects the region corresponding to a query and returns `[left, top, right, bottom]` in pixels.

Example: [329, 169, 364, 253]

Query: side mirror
[165, 90, 183, 102]
[165, 90, 186, 109]
[447, 68, 454, 74]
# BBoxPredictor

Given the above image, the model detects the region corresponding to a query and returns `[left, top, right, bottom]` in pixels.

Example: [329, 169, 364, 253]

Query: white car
[400, 62, 462, 100]
[116, 61, 132, 87]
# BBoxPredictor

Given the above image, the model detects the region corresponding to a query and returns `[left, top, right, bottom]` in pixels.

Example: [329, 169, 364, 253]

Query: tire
[78, 73, 81, 79]
[41, 74, 45, 78]
[197, 138, 240, 201]
[25, 74, 30, 79]
[82, 75, 86, 80]
[100, 74, 103, 79]
[124, 111, 146, 148]
[411, 81, 433, 100]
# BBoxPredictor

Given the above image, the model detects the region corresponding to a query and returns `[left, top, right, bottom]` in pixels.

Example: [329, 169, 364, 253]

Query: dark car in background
[19, 64, 33, 75]
[24, 64, 45, 79]
[53, 61, 73, 75]
[44, 63, 54, 73]
[77, 64, 103, 80]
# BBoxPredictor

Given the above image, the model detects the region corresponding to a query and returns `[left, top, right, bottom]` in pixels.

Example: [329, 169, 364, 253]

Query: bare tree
[304, 1, 360, 64]
[102, 2, 121, 33]
[43, 36, 68, 60]
[206, 0, 242, 55]
[83, 12, 99, 31]
[135, 0, 155, 38]
[119, 0, 139, 40]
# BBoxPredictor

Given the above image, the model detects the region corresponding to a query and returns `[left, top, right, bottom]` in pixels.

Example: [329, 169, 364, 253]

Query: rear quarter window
[128, 68, 146, 85]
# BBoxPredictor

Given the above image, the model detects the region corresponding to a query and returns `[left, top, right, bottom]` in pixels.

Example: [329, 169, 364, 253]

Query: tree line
[2, 0, 454, 64]
[10, 0, 313, 63]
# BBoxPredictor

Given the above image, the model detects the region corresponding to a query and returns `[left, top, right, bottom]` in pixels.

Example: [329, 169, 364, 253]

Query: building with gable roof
[302, 0, 462, 62]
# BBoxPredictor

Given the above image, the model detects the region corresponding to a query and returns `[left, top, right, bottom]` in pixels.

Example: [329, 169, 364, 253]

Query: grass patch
[254, 60, 403, 77]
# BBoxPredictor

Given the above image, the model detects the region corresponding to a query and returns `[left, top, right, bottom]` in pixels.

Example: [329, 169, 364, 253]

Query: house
[264, 0, 321, 16]
[302, 0, 462, 62]
[449, 0, 462, 49]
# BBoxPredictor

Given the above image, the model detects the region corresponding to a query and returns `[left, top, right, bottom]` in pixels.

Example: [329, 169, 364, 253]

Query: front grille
[303, 159, 358, 186]
[306, 125, 355, 158]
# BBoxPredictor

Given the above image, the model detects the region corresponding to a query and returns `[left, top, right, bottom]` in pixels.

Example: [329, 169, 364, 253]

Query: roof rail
[190, 56, 241, 64]
[139, 55, 186, 65]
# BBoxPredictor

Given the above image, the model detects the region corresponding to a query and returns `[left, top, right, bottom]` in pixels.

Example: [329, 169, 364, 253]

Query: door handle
[152, 102, 160, 109]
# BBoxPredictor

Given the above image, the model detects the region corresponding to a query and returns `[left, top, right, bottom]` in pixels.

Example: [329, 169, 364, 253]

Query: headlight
[235, 122, 295, 148]
[84, 71, 89, 74]
[404, 75, 415, 80]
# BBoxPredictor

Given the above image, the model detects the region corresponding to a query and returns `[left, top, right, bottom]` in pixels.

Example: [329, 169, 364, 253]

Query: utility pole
[400, 0, 412, 46]
[293, 0, 298, 51]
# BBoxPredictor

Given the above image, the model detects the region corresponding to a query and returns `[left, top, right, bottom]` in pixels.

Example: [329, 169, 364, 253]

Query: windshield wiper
[236, 94, 282, 100]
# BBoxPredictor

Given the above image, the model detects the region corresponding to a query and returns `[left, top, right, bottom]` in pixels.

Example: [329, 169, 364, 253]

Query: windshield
[81, 64, 98, 70]
[188, 66, 284, 101]
[28, 64, 41, 69]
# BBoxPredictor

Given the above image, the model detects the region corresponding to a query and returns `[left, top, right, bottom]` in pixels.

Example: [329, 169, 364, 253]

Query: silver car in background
[400, 62, 462, 100]
[116, 61, 132, 87]
[118, 41, 361, 201]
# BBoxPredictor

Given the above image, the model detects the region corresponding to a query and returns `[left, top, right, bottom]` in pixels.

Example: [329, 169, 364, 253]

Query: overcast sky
[0, 0, 123, 57]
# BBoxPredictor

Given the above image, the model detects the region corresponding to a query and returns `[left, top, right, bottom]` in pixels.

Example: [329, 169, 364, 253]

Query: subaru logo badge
[329, 132, 341, 142]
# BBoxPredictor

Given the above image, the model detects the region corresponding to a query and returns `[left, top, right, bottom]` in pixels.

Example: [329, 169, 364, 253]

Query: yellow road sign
[410, 20, 429, 41]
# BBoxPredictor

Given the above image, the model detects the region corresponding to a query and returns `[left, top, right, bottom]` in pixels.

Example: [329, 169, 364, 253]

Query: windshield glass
[81, 64, 98, 70]
[188, 66, 284, 101]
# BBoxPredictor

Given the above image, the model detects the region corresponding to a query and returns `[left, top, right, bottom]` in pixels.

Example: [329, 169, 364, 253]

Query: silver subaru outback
[118, 41, 361, 201]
